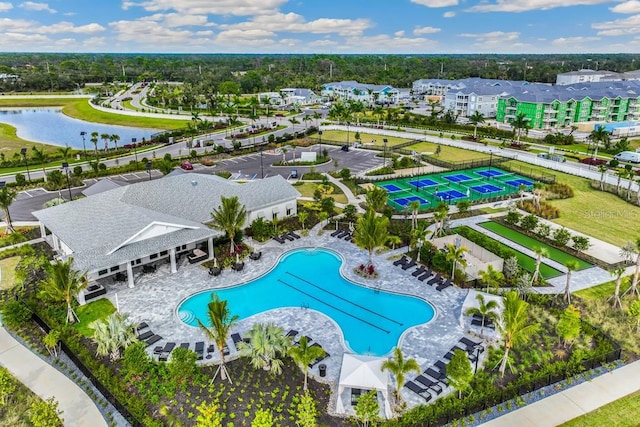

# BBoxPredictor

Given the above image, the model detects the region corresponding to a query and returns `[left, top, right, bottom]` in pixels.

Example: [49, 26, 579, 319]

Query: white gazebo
[335, 353, 393, 419]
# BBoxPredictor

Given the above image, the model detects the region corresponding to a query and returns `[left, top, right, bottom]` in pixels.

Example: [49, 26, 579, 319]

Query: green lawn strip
[292, 181, 347, 204]
[73, 298, 116, 337]
[315, 130, 413, 146]
[574, 279, 631, 300]
[479, 221, 592, 270]
[0, 256, 20, 290]
[405, 141, 491, 162]
[453, 227, 562, 279]
[560, 390, 640, 427]
[501, 160, 640, 247]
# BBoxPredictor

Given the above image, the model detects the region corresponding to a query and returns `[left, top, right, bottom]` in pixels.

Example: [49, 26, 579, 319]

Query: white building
[555, 69, 622, 85]
[34, 174, 300, 290]
[280, 88, 318, 106]
[321, 81, 397, 105]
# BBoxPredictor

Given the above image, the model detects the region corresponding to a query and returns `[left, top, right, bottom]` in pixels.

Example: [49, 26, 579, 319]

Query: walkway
[0, 328, 107, 427]
[480, 359, 640, 426]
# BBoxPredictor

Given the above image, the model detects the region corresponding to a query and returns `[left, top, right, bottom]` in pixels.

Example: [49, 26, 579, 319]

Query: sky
[0, 0, 639, 54]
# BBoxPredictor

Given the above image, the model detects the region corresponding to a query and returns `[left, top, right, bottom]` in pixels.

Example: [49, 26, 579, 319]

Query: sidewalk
[0, 327, 107, 427]
[479, 360, 640, 426]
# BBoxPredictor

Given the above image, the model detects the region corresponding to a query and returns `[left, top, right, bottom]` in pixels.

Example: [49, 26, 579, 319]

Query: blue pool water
[177, 248, 435, 356]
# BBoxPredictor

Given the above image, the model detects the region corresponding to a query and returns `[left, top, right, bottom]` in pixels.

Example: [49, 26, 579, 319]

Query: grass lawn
[315, 130, 414, 147]
[0, 256, 20, 290]
[502, 160, 640, 247]
[0, 122, 54, 155]
[479, 221, 592, 270]
[405, 141, 490, 162]
[560, 390, 640, 427]
[293, 182, 348, 204]
[73, 298, 116, 337]
[574, 279, 631, 300]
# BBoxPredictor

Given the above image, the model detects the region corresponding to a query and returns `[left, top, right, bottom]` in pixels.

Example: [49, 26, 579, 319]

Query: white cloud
[466, 0, 611, 13]
[0, 2, 12, 12]
[551, 36, 601, 45]
[142, 13, 210, 28]
[307, 39, 338, 47]
[123, 0, 287, 16]
[341, 34, 439, 53]
[215, 28, 276, 42]
[592, 14, 640, 36]
[279, 38, 300, 46]
[457, 31, 531, 52]
[411, 0, 458, 7]
[413, 26, 441, 35]
[38, 21, 105, 34]
[83, 36, 107, 48]
[610, 0, 640, 14]
[219, 13, 371, 37]
[20, 2, 56, 13]
[443, 11, 456, 17]
[394, 30, 405, 37]
[109, 19, 208, 46]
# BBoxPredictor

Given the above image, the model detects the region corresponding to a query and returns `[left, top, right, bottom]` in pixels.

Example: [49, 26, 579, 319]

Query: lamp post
[318, 130, 323, 158]
[489, 150, 493, 177]
[146, 161, 152, 181]
[474, 345, 485, 373]
[131, 138, 138, 163]
[80, 131, 87, 158]
[259, 147, 264, 179]
[346, 121, 351, 147]
[20, 148, 31, 181]
[383, 138, 388, 168]
[61, 162, 72, 201]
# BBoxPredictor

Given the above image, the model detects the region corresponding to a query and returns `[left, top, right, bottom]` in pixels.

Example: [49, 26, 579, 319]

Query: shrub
[518, 200, 560, 219]
[552, 227, 572, 247]
[0, 300, 32, 330]
[545, 183, 574, 199]
[505, 210, 521, 225]
[519, 214, 539, 232]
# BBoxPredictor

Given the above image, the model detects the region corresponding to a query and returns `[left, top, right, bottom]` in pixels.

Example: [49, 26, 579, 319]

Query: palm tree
[289, 336, 325, 391]
[465, 294, 499, 336]
[0, 186, 17, 234]
[564, 260, 580, 304]
[381, 347, 420, 401]
[610, 267, 626, 309]
[511, 112, 529, 144]
[210, 196, 247, 255]
[588, 126, 610, 155]
[281, 147, 288, 165]
[625, 166, 635, 200]
[312, 111, 322, 127]
[238, 323, 291, 375]
[31, 146, 48, 182]
[387, 235, 402, 251]
[445, 243, 468, 280]
[626, 238, 640, 297]
[196, 294, 238, 382]
[365, 187, 388, 212]
[410, 226, 430, 262]
[497, 291, 539, 377]
[408, 200, 420, 230]
[100, 133, 110, 151]
[57, 146, 72, 161]
[288, 117, 300, 133]
[531, 246, 549, 285]
[90, 131, 99, 157]
[90, 313, 136, 361]
[598, 164, 608, 190]
[479, 265, 504, 293]
[353, 209, 389, 266]
[615, 168, 626, 194]
[39, 258, 88, 324]
[468, 111, 485, 139]
[432, 202, 449, 238]
[110, 134, 120, 151]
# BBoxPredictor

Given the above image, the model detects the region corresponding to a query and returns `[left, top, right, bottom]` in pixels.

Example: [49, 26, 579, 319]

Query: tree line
[2, 53, 640, 93]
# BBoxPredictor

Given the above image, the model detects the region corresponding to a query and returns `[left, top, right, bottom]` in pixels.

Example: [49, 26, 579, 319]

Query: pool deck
[104, 230, 483, 411]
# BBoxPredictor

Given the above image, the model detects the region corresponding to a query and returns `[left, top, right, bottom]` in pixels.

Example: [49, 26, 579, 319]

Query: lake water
[0, 108, 159, 149]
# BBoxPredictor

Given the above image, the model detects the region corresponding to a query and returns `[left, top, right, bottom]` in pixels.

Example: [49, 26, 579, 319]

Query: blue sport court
[476, 170, 504, 178]
[471, 184, 503, 194]
[505, 178, 533, 188]
[443, 174, 473, 183]
[435, 189, 466, 201]
[393, 195, 429, 207]
[381, 184, 403, 192]
[408, 178, 438, 188]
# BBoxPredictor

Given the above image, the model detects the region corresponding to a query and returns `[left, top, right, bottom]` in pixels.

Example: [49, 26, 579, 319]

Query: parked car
[181, 161, 194, 170]
[613, 151, 640, 163]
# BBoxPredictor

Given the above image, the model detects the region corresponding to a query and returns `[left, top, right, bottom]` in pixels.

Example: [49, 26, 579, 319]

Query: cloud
[466, 0, 611, 13]
[458, 31, 531, 52]
[38, 21, 105, 34]
[443, 11, 456, 17]
[215, 29, 276, 43]
[219, 13, 371, 37]
[411, 0, 458, 7]
[122, 0, 287, 16]
[610, 0, 640, 14]
[341, 34, 439, 53]
[109, 19, 209, 47]
[0, 2, 12, 12]
[551, 36, 601, 46]
[413, 26, 441, 35]
[592, 14, 640, 35]
[307, 39, 338, 47]
[142, 13, 211, 27]
[395, 30, 405, 37]
[20, 2, 56, 13]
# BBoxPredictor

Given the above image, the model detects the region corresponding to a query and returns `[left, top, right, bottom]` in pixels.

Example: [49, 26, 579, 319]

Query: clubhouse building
[34, 174, 300, 290]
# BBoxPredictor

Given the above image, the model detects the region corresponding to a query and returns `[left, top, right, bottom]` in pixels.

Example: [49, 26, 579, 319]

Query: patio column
[170, 248, 177, 273]
[208, 237, 214, 260]
[127, 262, 134, 288]
[39, 222, 46, 239]
[52, 234, 60, 251]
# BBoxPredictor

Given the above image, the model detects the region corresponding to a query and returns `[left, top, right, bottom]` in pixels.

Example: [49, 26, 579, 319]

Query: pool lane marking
[277, 279, 391, 334]
[285, 272, 403, 326]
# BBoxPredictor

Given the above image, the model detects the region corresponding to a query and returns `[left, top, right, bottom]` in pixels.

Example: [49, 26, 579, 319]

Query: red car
[181, 161, 194, 170]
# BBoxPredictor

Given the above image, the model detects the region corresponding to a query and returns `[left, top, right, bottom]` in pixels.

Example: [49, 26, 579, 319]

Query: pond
[0, 108, 159, 149]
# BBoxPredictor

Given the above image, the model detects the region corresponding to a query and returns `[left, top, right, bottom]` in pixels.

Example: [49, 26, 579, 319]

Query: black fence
[500, 162, 557, 184]
[30, 312, 141, 427]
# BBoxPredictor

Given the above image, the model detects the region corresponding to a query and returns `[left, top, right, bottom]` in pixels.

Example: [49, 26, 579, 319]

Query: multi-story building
[321, 81, 397, 105]
[280, 88, 318, 106]
[556, 69, 640, 85]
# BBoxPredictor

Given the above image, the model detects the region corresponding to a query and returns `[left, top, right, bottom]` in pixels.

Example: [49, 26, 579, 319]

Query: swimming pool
[177, 248, 435, 356]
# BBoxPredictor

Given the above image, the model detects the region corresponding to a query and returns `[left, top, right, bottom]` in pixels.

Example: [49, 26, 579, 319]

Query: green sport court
[479, 221, 593, 270]
[375, 167, 535, 210]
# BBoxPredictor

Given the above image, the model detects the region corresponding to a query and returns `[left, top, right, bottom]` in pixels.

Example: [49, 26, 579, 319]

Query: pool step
[178, 310, 196, 324]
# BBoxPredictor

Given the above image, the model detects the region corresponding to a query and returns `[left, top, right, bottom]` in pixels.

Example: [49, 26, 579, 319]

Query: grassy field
[73, 298, 117, 337]
[405, 141, 491, 162]
[502, 160, 640, 247]
[315, 130, 414, 147]
[0, 256, 20, 290]
[479, 221, 592, 269]
[293, 182, 348, 204]
[560, 390, 640, 427]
